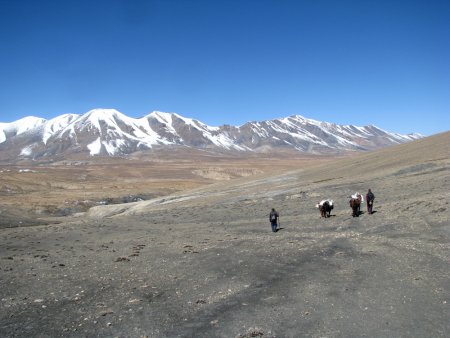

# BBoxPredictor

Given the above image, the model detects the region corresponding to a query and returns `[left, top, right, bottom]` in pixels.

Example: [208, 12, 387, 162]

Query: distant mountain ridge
[0, 109, 422, 161]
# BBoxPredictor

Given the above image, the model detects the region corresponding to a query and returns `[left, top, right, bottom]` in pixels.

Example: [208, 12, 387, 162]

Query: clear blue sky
[1, 0, 449, 135]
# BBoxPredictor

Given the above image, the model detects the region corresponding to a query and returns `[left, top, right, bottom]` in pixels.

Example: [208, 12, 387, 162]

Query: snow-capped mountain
[0, 109, 422, 161]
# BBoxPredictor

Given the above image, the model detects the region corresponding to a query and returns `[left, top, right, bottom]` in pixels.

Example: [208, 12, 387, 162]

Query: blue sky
[0, 0, 449, 135]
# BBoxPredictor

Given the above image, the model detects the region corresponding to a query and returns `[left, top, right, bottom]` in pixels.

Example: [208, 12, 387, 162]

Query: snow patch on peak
[85, 108, 122, 117]
[103, 139, 126, 155]
[407, 133, 424, 139]
[70, 109, 145, 140]
[20, 144, 37, 156]
[84, 109, 123, 130]
[87, 137, 102, 155]
[148, 111, 176, 125]
[285, 115, 321, 126]
[7, 116, 46, 134]
[43, 114, 79, 144]
[0, 123, 6, 143]
[177, 115, 219, 131]
[87, 137, 129, 156]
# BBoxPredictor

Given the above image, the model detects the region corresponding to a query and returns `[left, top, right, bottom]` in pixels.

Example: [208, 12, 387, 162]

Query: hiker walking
[269, 208, 279, 232]
[366, 189, 375, 214]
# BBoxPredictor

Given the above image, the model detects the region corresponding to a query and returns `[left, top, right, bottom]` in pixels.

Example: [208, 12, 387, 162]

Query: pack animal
[349, 198, 361, 217]
[317, 200, 334, 218]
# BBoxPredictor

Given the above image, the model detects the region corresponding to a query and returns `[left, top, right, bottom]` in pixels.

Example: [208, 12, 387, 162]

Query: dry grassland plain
[0, 149, 330, 227]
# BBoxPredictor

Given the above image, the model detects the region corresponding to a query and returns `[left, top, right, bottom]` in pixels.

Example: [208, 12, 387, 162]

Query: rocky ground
[0, 132, 449, 337]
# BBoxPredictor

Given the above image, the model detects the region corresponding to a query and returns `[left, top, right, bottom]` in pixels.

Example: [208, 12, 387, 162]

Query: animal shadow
[352, 211, 363, 217]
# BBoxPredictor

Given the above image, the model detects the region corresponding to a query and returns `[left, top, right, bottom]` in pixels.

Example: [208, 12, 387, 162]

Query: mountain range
[0, 109, 422, 161]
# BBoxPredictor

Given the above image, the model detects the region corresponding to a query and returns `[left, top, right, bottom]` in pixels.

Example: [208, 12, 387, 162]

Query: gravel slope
[1, 132, 449, 337]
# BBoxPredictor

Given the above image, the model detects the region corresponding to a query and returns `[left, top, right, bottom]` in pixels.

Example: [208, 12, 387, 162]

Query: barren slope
[0, 132, 449, 337]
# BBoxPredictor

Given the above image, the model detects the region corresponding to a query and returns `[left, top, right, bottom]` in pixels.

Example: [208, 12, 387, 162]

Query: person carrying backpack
[269, 208, 279, 232]
[366, 189, 375, 214]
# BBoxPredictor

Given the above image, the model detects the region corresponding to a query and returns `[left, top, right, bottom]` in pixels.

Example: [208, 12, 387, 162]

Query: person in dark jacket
[269, 208, 279, 232]
[366, 189, 375, 214]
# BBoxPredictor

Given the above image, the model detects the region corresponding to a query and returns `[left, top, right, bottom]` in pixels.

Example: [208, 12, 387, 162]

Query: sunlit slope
[295, 130, 450, 183]
[87, 131, 449, 218]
